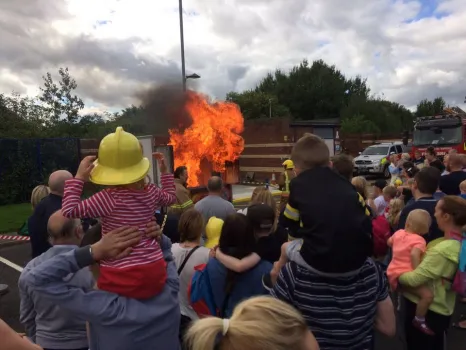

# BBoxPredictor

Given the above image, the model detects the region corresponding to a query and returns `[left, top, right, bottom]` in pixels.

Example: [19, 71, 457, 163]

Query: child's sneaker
[412, 318, 435, 335]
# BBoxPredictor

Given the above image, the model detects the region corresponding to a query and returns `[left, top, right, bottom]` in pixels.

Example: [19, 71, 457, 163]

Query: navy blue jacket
[28, 194, 62, 258]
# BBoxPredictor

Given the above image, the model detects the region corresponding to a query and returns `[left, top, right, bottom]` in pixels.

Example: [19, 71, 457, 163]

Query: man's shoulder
[21, 256, 40, 278]
[404, 198, 436, 211]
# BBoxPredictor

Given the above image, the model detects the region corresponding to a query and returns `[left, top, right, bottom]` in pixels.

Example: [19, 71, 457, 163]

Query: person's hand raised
[153, 152, 168, 174]
[76, 156, 96, 182]
[91, 226, 141, 261]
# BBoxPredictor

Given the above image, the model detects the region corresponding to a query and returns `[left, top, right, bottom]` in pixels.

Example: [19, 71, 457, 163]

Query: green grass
[0, 203, 31, 233]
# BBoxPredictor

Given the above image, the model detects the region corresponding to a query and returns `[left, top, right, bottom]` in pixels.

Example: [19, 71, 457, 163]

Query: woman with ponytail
[184, 296, 319, 350]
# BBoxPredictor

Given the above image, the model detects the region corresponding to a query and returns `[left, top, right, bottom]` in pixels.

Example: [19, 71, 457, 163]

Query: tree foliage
[39, 67, 85, 126]
[0, 64, 453, 142]
[226, 59, 419, 133]
[414, 97, 446, 117]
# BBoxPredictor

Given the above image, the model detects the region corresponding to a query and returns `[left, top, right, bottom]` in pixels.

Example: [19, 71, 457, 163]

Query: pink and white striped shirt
[62, 174, 176, 269]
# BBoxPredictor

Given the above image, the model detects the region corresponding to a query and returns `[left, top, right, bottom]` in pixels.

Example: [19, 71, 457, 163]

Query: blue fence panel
[0, 138, 80, 205]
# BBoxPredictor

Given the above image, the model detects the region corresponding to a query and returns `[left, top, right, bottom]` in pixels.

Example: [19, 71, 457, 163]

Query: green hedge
[0, 138, 80, 205]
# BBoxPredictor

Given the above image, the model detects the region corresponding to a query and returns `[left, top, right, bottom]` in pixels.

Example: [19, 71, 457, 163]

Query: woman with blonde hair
[17, 185, 51, 236]
[185, 296, 319, 350]
[238, 186, 276, 216]
[30, 185, 50, 209]
[351, 176, 369, 201]
[386, 198, 404, 229]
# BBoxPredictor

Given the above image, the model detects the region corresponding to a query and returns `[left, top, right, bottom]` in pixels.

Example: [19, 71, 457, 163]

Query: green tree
[226, 90, 289, 119]
[229, 59, 371, 121]
[39, 67, 84, 127]
[0, 93, 47, 137]
[415, 97, 446, 117]
[340, 114, 380, 134]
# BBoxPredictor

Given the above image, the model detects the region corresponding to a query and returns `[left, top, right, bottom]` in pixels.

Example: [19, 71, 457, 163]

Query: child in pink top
[387, 209, 433, 335]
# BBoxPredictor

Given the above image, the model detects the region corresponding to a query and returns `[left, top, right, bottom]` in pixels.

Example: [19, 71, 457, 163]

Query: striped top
[270, 259, 388, 350]
[62, 175, 176, 269]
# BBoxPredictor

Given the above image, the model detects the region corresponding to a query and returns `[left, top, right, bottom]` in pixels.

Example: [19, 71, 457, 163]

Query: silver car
[353, 143, 405, 178]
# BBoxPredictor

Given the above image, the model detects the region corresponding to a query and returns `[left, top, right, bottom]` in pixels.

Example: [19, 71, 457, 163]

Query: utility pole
[269, 99, 272, 118]
[178, 0, 186, 91]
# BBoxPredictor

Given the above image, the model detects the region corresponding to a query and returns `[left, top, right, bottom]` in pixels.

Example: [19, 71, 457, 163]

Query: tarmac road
[1, 242, 466, 349]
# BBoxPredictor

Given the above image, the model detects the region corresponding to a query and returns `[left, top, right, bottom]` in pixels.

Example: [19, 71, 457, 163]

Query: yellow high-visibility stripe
[357, 193, 371, 216]
[284, 203, 299, 221]
[170, 200, 194, 209]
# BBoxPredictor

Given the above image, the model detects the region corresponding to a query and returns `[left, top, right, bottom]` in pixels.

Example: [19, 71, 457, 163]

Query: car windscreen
[413, 126, 462, 146]
[361, 146, 389, 155]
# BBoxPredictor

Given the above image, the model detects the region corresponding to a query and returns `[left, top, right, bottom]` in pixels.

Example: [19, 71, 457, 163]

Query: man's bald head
[448, 153, 463, 171]
[48, 170, 73, 195]
[47, 210, 81, 243]
[207, 176, 223, 193]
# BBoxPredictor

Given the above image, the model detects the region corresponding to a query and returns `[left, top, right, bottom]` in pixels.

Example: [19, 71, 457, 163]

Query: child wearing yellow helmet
[61, 127, 176, 299]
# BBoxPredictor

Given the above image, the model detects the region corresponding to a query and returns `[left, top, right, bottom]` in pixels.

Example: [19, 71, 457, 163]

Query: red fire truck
[412, 111, 466, 157]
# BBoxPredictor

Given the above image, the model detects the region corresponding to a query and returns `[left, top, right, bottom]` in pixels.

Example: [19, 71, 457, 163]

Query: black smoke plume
[136, 84, 193, 135]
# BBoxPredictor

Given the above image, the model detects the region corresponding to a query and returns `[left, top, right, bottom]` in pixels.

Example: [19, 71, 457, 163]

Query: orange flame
[168, 91, 244, 187]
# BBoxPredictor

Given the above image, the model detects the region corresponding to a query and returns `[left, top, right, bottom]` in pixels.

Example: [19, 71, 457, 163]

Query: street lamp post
[178, 0, 201, 91]
[178, 0, 187, 91]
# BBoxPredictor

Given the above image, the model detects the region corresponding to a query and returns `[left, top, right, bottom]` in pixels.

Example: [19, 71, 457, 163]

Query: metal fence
[0, 138, 80, 205]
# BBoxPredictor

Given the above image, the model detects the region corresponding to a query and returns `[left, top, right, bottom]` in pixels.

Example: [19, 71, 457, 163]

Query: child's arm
[410, 247, 423, 269]
[61, 179, 116, 219]
[216, 249, 260, 273]
[62, 156, 116, 219]
[270, 242, 290, 286]
[146, 174, 177, 207]
[148, 153, 176, 206]
[387, 236, 394, 248]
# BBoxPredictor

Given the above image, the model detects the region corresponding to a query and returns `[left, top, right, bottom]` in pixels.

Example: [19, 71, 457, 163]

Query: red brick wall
[242, 118, 292, 144]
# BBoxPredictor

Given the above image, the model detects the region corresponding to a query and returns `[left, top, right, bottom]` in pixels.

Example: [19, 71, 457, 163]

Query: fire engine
[412, 108, 466, 157]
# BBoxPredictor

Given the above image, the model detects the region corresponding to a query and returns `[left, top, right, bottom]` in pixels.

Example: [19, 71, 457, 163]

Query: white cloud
[1, 0, 466, 113]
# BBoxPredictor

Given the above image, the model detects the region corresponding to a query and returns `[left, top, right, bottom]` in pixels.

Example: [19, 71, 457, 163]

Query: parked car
[353, 142, 407, 178]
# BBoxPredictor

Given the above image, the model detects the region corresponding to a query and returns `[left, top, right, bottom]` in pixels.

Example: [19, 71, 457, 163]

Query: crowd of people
[1, 128, 466, 350]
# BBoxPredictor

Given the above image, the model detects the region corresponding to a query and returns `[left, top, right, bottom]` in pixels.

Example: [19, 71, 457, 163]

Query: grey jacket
[19, 245, 94, 349]
[20, 235, 181, 350]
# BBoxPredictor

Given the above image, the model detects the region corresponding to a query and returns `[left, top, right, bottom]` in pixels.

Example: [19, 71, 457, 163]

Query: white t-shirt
[374, 195, 388, 216]
[171, 243, 210, 320]
[237, 207, 248, 215]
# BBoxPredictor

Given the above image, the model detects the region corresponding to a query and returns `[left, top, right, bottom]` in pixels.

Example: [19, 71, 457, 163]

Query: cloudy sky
[1, 0, 465, 114]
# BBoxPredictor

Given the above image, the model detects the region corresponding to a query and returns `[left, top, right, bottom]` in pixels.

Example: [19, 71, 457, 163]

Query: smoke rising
[136, 84, 193, 135]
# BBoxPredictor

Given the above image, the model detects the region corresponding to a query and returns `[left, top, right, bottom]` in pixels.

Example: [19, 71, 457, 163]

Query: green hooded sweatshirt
[399, 237, 460, 316]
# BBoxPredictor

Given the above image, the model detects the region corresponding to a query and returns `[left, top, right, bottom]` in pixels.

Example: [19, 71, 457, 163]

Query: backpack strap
[178, 246, 201, 275]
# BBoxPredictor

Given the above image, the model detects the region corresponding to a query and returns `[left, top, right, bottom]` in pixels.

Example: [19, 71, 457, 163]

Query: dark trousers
[179, 314, 192, 349]
[404, 298, 450, 350]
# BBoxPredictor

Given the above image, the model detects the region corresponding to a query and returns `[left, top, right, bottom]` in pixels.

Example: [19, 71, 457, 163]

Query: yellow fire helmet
[205, 217, 224, 249]
[90, 126, 150, 186]
[282, 159, 294, 170]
